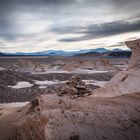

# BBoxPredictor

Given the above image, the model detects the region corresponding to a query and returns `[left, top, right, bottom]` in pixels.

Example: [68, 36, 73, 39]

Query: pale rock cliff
[92, 38, 140, 97]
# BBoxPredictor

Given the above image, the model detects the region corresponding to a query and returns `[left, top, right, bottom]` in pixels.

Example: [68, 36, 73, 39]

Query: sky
[0, 0, 140, 53]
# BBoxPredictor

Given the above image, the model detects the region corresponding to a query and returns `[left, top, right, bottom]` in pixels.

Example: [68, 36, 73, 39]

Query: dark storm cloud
[51, 26, 84, 34]
[0, 0, 140, 14]
[112, 0, 140, 6]
[59, 20, 140, 42]
[110, 0, 140, 15]
[0, 0, 76, 6]
[0, 0, 77, 39]
[89, 42, 126, 48]
[85, 20, 140, 37]
[0, 0, 140, 49]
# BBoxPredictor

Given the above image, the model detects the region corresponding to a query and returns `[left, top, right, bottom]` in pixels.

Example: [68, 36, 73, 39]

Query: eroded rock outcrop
[94, 59, 119, 71]
[0, 39, 140, 140]
[14, 60, 45, 72]
[58, 75, 91, 98]
[92, 38, 140, 97]
[126, 39, 140, 69]
[1, 92, 140, 140]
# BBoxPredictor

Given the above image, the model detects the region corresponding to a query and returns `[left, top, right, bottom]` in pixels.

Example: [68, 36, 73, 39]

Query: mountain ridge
[1, 48, 130, 56]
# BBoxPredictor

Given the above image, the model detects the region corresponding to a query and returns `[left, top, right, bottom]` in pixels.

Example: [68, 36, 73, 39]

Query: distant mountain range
[0, 48, 130, 56]
[0, 52, 6, 56]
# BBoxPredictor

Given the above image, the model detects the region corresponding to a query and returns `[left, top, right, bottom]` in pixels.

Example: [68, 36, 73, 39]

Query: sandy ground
[0, 92, 139, 140]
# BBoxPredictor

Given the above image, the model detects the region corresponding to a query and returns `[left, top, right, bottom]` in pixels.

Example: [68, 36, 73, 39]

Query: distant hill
[74, 50, 131, 58]
[76, 48, 109, 54]
[1, 48, 130, 57]
[108, 51, 131, 58]
[0, 52, 7, 56]
[74, 52, 110, 57]
[14, 50, 67, 56]
[3, 48, 110, 56]
[0, 52, 16, 56]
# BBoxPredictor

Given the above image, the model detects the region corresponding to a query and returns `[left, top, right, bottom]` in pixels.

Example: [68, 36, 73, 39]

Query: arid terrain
[0, 39, 140, 140]
[0, 53, 128, 103]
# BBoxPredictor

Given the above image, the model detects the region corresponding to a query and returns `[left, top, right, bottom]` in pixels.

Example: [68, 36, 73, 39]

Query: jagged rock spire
[125, 39, 140, 69]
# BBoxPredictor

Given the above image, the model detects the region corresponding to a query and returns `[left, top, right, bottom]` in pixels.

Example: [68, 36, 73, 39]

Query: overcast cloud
[0, 0, 140, 52]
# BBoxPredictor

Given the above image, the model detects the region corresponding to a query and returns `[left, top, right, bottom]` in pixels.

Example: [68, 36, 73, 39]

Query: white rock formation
[126, 39, 140, 69]
[15, 60, 45, 72]
[92, 38, 140, 97]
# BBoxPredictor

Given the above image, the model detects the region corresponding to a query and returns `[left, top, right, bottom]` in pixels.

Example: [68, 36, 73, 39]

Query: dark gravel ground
[0, 70, 113, 103]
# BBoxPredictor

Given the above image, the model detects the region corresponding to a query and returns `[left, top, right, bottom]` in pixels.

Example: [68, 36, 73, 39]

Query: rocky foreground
[0, 39, 140, 140]
[0, 70, 112, 103]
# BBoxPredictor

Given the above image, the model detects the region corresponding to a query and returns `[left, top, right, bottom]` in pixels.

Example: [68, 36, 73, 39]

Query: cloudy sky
[0, 0, 140, 53]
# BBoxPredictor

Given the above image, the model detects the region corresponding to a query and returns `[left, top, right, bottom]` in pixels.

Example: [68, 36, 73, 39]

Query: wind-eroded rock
[125, 39, 140, 69]
[1, 93, 140, 140]
[0, 39, 140, 140]
[15, 60, 45, 72]
[92, 38, 140, 97]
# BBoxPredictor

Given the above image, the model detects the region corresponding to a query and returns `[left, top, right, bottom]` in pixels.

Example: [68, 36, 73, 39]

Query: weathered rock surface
[58, 75, 91, 97]
[15, 60, 45, 72]
[126, 39, 140, 69]
[0, 93, 140, 140]
[0, 39, 140, 140]
[92, 38, 140, 97]
[0, 69, 112, 103]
